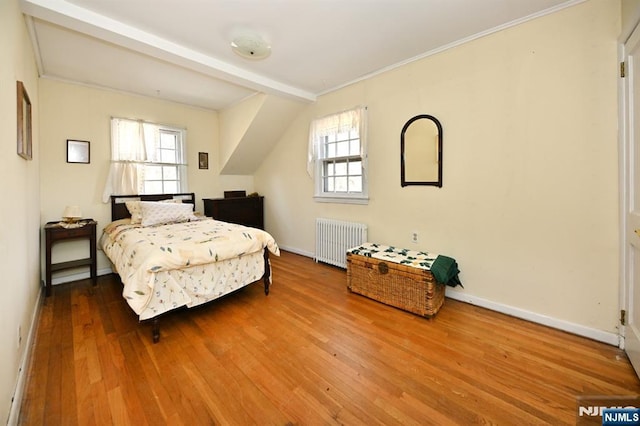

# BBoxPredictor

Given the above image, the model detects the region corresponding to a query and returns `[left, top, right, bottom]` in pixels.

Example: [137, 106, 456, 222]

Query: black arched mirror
[401, 114, 442, 187]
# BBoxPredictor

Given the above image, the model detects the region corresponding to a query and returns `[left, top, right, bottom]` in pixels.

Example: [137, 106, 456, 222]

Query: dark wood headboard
[110, 193, 196, 221]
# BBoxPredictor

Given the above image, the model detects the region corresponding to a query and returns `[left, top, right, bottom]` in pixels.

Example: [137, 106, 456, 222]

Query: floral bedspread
[347, 242, 439, 270]
[101, 218, 280, 315]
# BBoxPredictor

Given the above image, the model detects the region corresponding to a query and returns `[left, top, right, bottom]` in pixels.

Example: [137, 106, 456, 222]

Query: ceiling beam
[19, 0, 316, 103]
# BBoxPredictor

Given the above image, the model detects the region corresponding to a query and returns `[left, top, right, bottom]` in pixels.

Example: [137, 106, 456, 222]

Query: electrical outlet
[411, 231, 419, 244]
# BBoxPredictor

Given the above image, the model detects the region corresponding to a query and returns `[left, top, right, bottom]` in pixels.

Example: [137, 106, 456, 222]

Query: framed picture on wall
[17, 81, 32, 160]
[199, 152, 209, 169]
[67, 139, 90, 164]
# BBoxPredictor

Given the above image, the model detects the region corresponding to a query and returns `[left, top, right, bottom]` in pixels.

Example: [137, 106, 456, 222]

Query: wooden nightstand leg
[90, 232, 97, 287]
[45, 239, 52, 297]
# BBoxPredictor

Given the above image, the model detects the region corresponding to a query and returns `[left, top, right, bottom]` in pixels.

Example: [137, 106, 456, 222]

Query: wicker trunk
[346, 252, 445, 317]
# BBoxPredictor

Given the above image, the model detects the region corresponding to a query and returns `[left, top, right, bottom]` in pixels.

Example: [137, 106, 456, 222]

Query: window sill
[313, 195, 369, 205]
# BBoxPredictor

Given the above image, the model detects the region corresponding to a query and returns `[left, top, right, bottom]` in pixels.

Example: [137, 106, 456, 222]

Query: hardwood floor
[19, 250, 640, 425]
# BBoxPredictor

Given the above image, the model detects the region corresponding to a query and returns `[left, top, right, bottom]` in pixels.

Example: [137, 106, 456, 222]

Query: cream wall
[256, 0, 621, 337]
[0, 0, 41, 423]
[0, 0, 621, 422]
[622, 0, 640, 41]
[219, 93, 265, 167]
[38, 80, 254, 277]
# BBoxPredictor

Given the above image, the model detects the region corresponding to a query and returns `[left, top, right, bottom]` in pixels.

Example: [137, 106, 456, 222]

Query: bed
[101, 193, 280, 342]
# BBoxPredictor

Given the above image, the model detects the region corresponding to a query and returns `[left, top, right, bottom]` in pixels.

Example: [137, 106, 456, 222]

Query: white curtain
[307, 106, 366, 178]
[143, 124, 161, 163]
[101, 118, 148, 203]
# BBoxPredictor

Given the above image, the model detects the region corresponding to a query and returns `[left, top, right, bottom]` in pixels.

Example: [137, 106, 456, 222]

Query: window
[308, 106, 368, 203]
[142, 129, 184, 194]
[102, 118, 187, 202]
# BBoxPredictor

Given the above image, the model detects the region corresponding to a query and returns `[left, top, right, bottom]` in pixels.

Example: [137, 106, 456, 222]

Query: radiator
[315, 218, 368, 268]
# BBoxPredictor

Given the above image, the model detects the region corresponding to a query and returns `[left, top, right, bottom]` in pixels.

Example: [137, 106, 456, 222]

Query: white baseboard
[7, 287, 43, 426]
[278, 245, 315, 259]
[53, 251, 621, 346]
[9, 268, 114, 423]
[51, 267, 113, 286]
[444, 288, 619, 346]
[280, 246, 620, 347]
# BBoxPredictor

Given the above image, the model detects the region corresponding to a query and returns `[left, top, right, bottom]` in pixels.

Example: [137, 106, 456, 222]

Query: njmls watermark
[577, 395, 640, 425]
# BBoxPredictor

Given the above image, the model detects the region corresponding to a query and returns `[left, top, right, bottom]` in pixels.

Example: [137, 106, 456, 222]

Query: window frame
[140, 127, 188, 194]
[311, 107, 368, 204]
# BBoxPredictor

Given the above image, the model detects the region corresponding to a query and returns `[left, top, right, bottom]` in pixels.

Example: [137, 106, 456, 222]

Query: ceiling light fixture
[230, 34, 271, 60]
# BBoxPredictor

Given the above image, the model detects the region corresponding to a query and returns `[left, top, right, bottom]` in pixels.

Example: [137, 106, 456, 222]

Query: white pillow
[126, 198, 182, 224]
[125, 200, 143, 224]
[140, 201, 196, 227]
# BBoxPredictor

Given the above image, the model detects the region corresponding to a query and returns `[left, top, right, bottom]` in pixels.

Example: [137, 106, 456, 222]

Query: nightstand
[44, 219, 97, 296]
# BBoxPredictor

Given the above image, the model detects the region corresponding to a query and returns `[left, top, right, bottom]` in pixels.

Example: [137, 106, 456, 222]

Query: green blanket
[431, 255, 463, 287]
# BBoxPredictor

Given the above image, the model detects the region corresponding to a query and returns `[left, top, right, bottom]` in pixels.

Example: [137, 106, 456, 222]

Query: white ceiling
[21, 0, 582, 111]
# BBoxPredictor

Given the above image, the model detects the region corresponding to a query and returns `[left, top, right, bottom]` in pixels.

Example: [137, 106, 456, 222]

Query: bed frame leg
[263, 249, 270, 295]
[152, 318, 160, 343]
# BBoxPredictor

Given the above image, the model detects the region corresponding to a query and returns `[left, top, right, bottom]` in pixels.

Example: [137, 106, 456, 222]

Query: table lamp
[62, 205, 82, 223]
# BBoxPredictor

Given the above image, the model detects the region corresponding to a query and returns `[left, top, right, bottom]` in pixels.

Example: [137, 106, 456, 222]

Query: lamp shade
[62, 205, 82, 221]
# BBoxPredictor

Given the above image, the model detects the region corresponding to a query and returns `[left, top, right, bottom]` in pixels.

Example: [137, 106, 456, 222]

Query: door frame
[619, 32, 629, 352]
[620, 19, 640, 376]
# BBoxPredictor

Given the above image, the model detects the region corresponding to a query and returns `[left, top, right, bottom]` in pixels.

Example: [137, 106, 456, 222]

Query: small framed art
[199, 152, 209, 169]
[67, 139, 90, 164]
[17, 81, 32, 160]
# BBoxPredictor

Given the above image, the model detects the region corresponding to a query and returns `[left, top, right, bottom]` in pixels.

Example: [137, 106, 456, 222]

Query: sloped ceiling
[20, 0, 583, 173]
[219, 94, 305, 175]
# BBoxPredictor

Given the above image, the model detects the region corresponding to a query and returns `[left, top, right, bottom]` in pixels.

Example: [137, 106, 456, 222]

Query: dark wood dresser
[203, 196, 264, 229]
